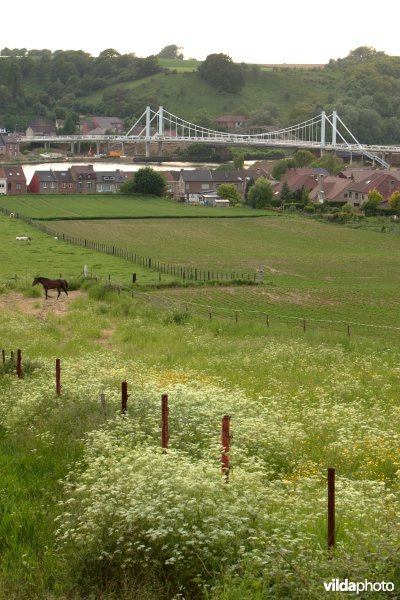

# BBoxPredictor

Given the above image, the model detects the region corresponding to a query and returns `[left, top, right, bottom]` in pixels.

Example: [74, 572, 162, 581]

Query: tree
[198, 54, 244, 94]
[216, 184, 242, 205]
[272, 158, 296, 180]
[247, 177, 273, 208]
[363, 188, 383, 215]
[294, 150, 315, 167]
[62, 112, 78, 134]
[157, 45, 183, 59]
[388, 191, 400, 210]
[233, 152, 244, 169]
[280, 180, 293, 203]
[121, 168, 167, 197]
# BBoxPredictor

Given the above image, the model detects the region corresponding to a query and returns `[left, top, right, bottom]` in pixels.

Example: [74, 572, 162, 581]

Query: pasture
[0, 197, 399, 598]
[47, 214, 400, 329]
[0, 194, 268, 220]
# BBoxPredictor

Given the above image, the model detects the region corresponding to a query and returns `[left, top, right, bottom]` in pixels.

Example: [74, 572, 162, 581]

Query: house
[309, 175, 354, 204]
[3, 166, 26, 194]
[80, 116, 124, 135]
[25, 120, 56, 137]
[179, 169, 262, 201]
[276, 168, 329, 196]
[28, 170, 58, 194]
[0, 167, 7, 194]
[70, 165, 96, 193]
[55, 169, 76, 193]
[96, 170, 127, 193]
[215, 115, 248, 130]
[0, 133, 20, 157]
[164, 170, 180, 197]
[342, 171, 400, 206]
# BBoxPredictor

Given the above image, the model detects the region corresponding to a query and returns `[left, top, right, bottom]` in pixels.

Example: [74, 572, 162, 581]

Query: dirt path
[0, 290, 86, 318]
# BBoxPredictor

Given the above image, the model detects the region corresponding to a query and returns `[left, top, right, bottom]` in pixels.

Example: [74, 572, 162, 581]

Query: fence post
[56, 358, 61, 396]
[266, 314, 269, 328]
[121, 381, 128, 414]
[303, 318, 306, 333]
[10, 350, 14, 362]
[221, 415, 231, 482]
[100, 392, 106, 412]
[2, 349, 5, 364]
[208, 307, 212, 320]
[328, 467, 336, 552]
[161, 394, 168, 451]
[235, 310, 238, 323]
[347, 324, 351, 337]
[17, 349, 22, 379]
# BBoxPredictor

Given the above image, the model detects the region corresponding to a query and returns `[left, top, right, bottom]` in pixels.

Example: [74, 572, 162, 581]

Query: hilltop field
[0, 196, 399, 599]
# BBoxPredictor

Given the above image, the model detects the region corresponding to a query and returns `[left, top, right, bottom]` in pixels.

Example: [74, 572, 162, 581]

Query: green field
[43, 214, 400, 329]
[0, 194, 268, 220]
[0, 196, 399, 599]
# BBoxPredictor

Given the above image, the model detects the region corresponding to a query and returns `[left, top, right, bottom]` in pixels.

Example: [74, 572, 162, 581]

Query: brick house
[342, 171, 400, 206]
[70, 165, 96, 193]
[4, 166, 27, 194]
[80, 116, 124, 135]
[28, 170, 58, 194]
[215, 115, 248, 130]
[179, 169, 264, 201]
[25, 120, 56, 137]
[0, 134, 20, 157]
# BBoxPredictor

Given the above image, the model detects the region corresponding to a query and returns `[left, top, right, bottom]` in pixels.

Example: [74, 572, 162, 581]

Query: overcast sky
[2, 0, 399, 64]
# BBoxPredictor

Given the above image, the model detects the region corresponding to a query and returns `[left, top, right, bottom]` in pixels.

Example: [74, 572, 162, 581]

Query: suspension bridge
[20, 106, 400, 168]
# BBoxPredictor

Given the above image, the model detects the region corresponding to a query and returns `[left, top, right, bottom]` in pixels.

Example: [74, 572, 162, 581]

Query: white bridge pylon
[126, 106, 390, 168]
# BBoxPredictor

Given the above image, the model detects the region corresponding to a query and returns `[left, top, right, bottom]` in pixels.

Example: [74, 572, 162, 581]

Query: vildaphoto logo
[323, 579, 395, 594]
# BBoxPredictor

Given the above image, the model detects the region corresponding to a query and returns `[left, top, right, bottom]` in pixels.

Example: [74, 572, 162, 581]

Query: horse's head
[32, 277, 40, 286]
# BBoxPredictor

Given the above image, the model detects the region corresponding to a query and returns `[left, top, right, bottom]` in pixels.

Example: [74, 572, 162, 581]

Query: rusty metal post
[2, 349, 5, 364]
[17, 349, 22, 379]
[161, 394, 168, 450]
[121, 381, 128, 414]
[221, 415, 231, 482]
[56, 358, 61, 396]
[328, 467, 336, 551]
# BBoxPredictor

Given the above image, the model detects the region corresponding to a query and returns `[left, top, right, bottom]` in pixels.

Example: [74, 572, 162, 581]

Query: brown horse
[32, 277, 69, 299]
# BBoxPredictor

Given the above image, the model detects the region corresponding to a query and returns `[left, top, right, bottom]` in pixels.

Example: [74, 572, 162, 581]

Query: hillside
[1, 46, 400, 144]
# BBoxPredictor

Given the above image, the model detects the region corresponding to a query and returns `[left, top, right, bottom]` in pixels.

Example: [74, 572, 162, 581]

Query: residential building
[4, 166, 27, 194]
[80, 116, 124, 135]
[342, 171, 400, 206]
[0, 133, 20, 157]
[215, 115, 248, 130]
[26, 120, 56, 137]
[179, 169, 262, 201]
[70, 165, 96, 193]
[96, 170, 127, 193]
[28, 170, 58, 194]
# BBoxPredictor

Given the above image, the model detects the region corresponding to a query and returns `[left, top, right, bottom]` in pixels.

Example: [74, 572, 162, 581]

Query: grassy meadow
[0, 198, 399, 598]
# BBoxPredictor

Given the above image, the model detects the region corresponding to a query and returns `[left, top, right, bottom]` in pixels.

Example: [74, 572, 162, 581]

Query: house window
[50, 183, 55, 188]
[344, 193, 348, 198]
[87, 181, 93, 189]
[43, 183, 47, 189]
[355, 193, 359, 199]
[68, 183, 72, 189]
[201, 184, 210, 190]
[61, 183, 66, 189]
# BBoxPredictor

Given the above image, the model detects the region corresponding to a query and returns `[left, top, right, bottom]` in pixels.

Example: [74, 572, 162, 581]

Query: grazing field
[0, 196, 399, 598]
[0, 194, 268, 220]
[49, 214, 400, 328]
[0, 214, 168, 285]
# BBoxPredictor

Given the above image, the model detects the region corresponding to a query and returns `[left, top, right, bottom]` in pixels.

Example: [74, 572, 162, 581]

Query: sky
[2, 0, 399, 64]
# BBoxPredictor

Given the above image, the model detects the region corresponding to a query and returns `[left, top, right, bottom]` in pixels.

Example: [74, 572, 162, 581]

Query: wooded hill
[1, 46, 400, 145]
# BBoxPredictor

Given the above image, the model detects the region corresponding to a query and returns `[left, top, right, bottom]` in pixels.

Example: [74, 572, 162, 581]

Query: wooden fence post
[2, 349, 5, 364]
[121, 381, 128, 414]
[161, 394, 168, 451]
[328, 467, 336, 551]
[221, 415, 231, 482]
[303, 318, 306, 333]
[56, 358, 61, 396]
[17, 349, 22, 379]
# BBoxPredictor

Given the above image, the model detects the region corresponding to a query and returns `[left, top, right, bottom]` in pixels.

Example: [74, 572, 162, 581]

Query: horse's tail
[63, 280, 69, 291]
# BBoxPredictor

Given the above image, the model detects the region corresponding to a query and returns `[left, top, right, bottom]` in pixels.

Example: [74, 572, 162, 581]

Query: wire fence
[1, 207, 260, 283]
